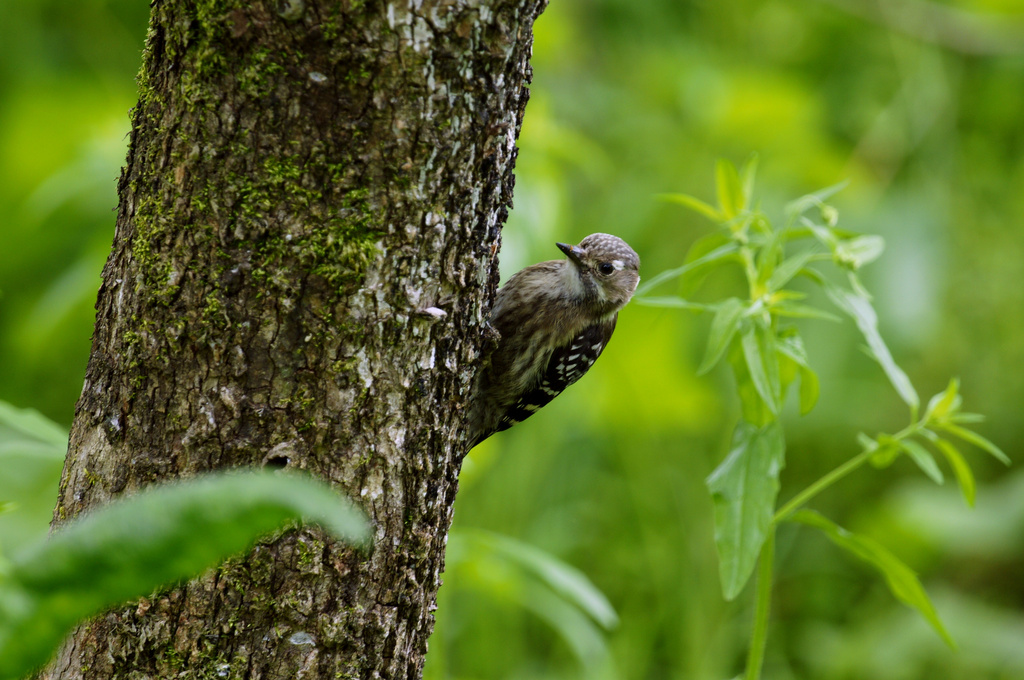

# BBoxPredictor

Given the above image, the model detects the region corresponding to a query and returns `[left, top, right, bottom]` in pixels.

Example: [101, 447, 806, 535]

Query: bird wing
[495, 316, 617, 434]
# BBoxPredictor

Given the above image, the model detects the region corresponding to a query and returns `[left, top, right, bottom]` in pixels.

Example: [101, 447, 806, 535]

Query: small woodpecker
[468, 233, 640, 449]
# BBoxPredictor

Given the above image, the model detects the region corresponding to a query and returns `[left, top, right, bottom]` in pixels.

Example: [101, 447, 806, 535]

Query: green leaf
[633, 242, 740, 297]
[659, 193, 723, 222]
[797, 368, 820, 415]
[834, 235, 885, 270]
[922, 431, 976, 507]
[516, 580, 613, 672]
[740, 324, 781, 416]
[0, 405, 67, 556]
[824, 281, 919, 412]
[789, 510, 955, 649]
[900, 439, 944, 485]
[799, 217, 838, 251]
[768, 289, 807, 302]
[0, 401, 69, 449]
[776, 333, 819, 414]
[0, 471, 370, 679]
[766, 249, 818, 292]
[0, 449, 65, 555]
[679, 232, 737, 297]
[785, 224, 860, 243]
[716, 159, 745, 218]
[847, 270, 872, 300]
[445, 530, 614, 672]
[938, 423, 1010, 465]
[784, 180, 849, 220]
[730, 341, 772, 427]
[925, 378, 961, 421]
[450, 529, 618, 630]
[706, 421, 785, 600]
[698, 298, 747, 375]
[770, 301, 841, 322]
[753, 225, 787, 292]
[633, 297, 711, 311]
[949, 412, 985, 424]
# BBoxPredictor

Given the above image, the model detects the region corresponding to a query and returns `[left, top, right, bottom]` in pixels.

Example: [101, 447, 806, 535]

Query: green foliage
[430, 529, 619, 679]
[0, 404, 370, 680]
[452, 530, 618, 632]
[0, 401, 68, 451]
[641, 160, 1007, 678]
[0, 403, 66, 553]
[790, 510, 954, 648]
[706, 421, 784, 600]
[823, 280, 919, 412]
[5, 0, 1024, 678]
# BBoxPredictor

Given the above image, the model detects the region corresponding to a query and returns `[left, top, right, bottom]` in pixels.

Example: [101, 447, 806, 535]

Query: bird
[468, 233, 640, 449]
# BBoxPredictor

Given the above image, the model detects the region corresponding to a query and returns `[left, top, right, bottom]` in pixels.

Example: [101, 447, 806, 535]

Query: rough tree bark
[44, 0, 546, 678]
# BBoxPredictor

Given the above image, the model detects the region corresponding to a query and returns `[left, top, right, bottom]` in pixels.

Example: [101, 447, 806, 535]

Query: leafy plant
[638, 157, 1008, 679]
[0, 402, 370, 680]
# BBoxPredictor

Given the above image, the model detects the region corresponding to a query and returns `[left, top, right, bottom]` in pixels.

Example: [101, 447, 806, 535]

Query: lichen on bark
[47, 0, 547, 677]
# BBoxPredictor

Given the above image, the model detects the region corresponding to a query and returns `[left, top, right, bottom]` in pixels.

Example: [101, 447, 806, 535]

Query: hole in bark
[264, 455, 290, 470]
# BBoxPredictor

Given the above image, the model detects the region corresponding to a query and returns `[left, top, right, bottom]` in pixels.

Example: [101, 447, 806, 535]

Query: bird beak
[556, 242, 585, 266]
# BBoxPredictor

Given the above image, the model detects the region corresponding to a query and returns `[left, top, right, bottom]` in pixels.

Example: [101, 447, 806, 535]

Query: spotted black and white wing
[494, 317, 617, 433]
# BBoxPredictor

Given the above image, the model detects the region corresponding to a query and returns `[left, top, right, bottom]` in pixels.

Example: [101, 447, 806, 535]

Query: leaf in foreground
[706, 421, 785, 600]
[0, 471, 370, 679]
[789, 509, 955, 649]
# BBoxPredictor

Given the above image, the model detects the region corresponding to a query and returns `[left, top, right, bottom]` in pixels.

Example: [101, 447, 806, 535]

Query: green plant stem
[773, 447, 875, 524]
[744, 531, 775, 680]
[774, 421, 921, 524]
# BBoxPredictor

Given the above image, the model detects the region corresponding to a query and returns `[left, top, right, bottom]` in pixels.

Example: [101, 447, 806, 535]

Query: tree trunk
[45, 0, 545, 677]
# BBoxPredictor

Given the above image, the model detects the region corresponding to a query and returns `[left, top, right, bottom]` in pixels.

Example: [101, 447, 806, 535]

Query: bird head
[556, 233, 640, 312]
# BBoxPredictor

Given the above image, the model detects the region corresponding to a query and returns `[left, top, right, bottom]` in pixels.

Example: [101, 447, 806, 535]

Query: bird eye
[598, 262, 614, 276]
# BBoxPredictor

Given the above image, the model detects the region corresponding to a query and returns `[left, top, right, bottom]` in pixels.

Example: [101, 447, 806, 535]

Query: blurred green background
[2, 0, 1023, 678]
